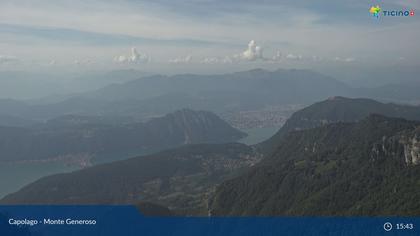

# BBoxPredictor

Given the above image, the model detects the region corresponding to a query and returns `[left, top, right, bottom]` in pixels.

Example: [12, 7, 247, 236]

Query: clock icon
[384, 222, 393, 232]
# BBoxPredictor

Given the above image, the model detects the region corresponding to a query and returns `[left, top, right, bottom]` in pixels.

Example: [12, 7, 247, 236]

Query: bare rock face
[369, 127, 420, 166]
[403, 134, 420, 165]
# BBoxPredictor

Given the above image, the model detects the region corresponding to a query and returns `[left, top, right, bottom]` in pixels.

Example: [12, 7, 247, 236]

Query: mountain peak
[149, 109, 247, 145]
[172, 108, 202, 115]
[258, 97, 420, 155]
[327, 96, 348, 101]
[0, 109, 246, 163]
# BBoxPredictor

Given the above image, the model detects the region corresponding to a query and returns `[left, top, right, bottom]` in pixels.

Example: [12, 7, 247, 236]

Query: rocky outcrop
[369, 128, 420, 166]
[402, 132, 420, 165]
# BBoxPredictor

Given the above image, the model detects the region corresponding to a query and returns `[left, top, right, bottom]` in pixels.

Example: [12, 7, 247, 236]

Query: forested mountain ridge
[0, 109, 246, 163]
[258, 96, 420, 155]
[0, 143, 261, 215]
[210, 115, 420, 216]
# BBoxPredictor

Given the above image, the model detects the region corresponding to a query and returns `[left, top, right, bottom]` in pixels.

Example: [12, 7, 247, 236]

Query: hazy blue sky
[0, 0, 419, 72]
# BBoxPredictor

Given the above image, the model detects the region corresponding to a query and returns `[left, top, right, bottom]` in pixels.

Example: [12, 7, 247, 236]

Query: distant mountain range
[360, 82, 420, 103]
[0, 69, 149, 101]
[3, 96, 420, 216]
[0, 114, 38, 127]
[210, 115, 420, 216]
[1, 68, 420, 124]
[86, 68, 351, 103]
[0, 69, 352, 121]
[0, 109, 246, 163]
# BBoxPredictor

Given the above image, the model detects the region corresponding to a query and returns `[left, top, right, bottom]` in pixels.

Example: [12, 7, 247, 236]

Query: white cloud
[311, 55, 323, 62]
[203, 40, 265, 64]
[235, 40, 264, 61]
[285, 53, 303, 60]
[73, 58, 95, 66]
[114, 55, 128, 63]
[202, 41, 322, 65]
[267, 51, 325, 63]
[334, 57, 355, 62]
[0, 1, 418, 70]
[0, 55, 19, 64]
[271, 50, 283, 62]
[201, 56, 233, 64]
[114, 48, 150, 64]
[268, 52, 325, 63]
[169, 55, 193, 64]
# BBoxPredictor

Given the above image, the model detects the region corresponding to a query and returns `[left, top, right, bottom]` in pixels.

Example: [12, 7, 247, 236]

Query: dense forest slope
[211, 115, 420, 216]
[1, 143, 261, 215]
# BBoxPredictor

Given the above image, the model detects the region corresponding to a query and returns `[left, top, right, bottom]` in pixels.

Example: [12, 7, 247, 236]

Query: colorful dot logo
[369, 5, 381, 18]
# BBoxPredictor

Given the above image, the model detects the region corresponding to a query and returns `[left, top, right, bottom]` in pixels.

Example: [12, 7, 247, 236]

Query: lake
[0, 161, 79, 199]
[239, 126, 280, 145]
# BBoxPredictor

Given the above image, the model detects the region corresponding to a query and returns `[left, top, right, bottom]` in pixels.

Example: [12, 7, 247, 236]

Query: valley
[2, 68, 420, 217]
[1, 2, 420, 234]
[3, 95, 420, 216]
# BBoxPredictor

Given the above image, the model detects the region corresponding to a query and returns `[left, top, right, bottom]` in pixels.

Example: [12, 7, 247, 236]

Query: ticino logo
[370, 5, 415, 18]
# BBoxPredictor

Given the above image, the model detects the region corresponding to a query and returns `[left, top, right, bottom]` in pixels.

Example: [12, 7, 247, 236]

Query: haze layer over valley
[1, 0, 419, 217]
